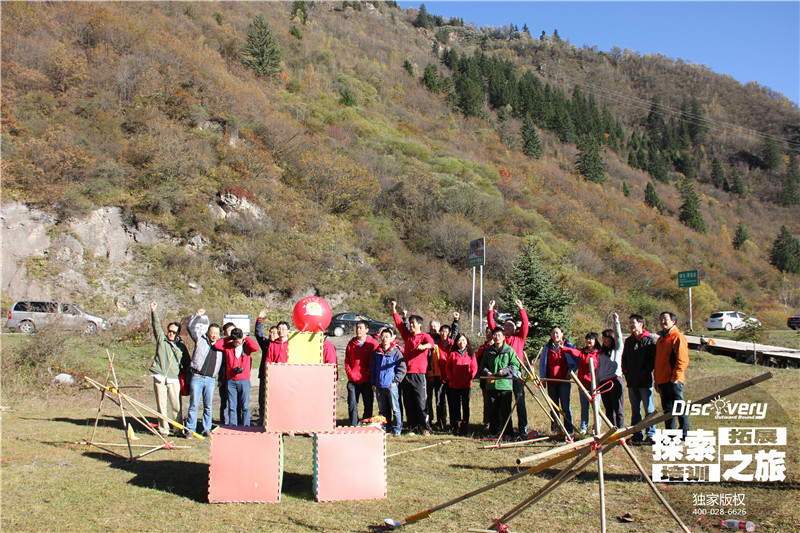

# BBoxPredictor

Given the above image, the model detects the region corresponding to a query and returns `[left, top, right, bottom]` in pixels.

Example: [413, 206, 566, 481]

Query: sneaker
[406, 430, 416, 436]
[392, 432, 402, 437]
[642, 437, 655, 446]
[421, 429, 431, 436]
[202, 430, 212, 438]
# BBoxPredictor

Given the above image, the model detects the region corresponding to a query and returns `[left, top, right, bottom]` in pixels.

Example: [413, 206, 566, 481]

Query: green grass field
[2, 334, 799, 532]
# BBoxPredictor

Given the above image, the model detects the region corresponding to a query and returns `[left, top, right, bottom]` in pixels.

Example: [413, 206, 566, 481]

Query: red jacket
[392, 312, 434, 374]
[266, 338, 289, 363]
[345, 336, 379, 384]
[323, 340, 337, 365]
[563, 346, 599, 388]
[487, 307, 529, 364]
[445, 348, 478, 389]
[213, 337, 260, 381]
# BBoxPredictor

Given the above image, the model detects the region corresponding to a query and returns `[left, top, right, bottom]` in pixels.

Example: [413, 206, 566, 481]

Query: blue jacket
[370, 345, 407, 388]
[538, 339, 577, 380]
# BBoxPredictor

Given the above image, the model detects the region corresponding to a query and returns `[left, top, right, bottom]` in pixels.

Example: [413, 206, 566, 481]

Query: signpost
[469, 238, 485, 333]
[678, 270, 699, 331]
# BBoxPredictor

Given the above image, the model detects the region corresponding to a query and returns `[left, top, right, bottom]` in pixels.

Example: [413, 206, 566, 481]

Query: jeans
[376, 385, 402, 434]
[547, 383, 573, 433]
[600, 377, 625, 429]
[512, 379, 528, 433]
[426, 376, 448, 427]
[659, 381, 689, 439]
[447, 387, 471, 429]
[629, 386, 656, 438]
[488, 389, 513, 437]
[402, 373, 430, 431]
[226, 379, 250, 426]
[579, 387, 592, 433]
[347, 381, 374, 426]
[185, 375, 215, 433]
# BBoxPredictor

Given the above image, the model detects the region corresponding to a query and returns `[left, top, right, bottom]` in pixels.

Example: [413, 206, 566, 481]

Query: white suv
[705, 311, 760, 331]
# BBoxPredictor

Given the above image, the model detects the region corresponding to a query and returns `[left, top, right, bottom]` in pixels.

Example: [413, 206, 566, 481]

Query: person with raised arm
[391, 300, 435, 435]
[487, 299, 530, 437]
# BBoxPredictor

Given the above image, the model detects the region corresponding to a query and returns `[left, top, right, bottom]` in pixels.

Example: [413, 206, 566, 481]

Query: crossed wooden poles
[386, 371, 772, 531]
[81, 350, 196, 461]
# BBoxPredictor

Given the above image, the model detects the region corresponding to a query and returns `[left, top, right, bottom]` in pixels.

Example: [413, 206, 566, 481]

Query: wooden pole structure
[569, 371, 691, 533]
[482, 436, 549, 449]
[85, 376, 205, 440]
[589, 361, 607, 533]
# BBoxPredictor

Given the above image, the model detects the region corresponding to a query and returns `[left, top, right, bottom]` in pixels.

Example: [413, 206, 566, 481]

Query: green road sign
[678, 269, 699, 288]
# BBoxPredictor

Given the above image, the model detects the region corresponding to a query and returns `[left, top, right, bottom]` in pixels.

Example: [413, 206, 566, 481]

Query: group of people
[148, 300, 690, 443]
[541, 311, 690, 443]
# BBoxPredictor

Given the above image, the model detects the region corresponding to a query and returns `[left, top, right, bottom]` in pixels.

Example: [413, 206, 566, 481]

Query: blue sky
[398, 1, 800, 104]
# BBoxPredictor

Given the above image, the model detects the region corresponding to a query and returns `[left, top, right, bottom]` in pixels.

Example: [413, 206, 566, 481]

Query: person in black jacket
[621, 314, 657, 444]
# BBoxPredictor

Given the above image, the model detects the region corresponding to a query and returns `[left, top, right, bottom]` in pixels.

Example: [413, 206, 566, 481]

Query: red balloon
[292, 296, 332, 333]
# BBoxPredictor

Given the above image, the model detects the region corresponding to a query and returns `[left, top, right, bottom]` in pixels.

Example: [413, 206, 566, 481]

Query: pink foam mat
[208, 428, 283, 503]
[264, 364, 336, 434]
[313, 427, 387, 502]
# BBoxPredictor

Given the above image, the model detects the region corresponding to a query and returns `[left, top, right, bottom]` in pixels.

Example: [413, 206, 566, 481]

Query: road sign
[468, 237, 485, 268]
[678, 270, 699, 288]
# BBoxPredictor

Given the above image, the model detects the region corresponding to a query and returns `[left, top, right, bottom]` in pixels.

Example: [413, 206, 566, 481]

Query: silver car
[6, 301, 109, 334]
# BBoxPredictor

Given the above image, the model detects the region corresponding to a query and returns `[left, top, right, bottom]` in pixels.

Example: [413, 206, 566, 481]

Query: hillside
[1, 1, 799, 334]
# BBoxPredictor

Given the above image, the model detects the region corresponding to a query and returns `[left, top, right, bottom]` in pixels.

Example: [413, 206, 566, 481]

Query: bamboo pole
[516, 372, 773, 468]
[106, 350, 128, 432]
[482, 436, 549, 449]
[386, 440, 452, 458]
[89, 350, 116, 447]
[84, 376, 205, 440]
[79, 441, 190, 449]
[493, 427, 618, 526]
[570, 371, 691, 533]
[589, 361, 607, 533]
[395, 453, 578, 527]
[517, 435, 595, 464]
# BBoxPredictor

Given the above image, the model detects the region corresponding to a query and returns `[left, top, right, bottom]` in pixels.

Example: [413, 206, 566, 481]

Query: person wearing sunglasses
[149, 302, 190, 437]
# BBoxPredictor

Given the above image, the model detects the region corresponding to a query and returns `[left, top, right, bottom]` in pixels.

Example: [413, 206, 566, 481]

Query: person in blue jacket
[370, 327, 407, 437]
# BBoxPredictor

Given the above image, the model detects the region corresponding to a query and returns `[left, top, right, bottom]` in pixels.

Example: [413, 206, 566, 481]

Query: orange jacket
[654, 326, 689, 384]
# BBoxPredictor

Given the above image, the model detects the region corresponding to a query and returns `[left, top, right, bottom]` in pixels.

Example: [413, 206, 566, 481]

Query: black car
[326, 313, 391, 337]
[788, 314, 800, 330]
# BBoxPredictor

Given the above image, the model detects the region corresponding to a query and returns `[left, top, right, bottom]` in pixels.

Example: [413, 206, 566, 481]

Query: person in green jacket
[150, 302, 190, 437]
[479, 326, 521, 440]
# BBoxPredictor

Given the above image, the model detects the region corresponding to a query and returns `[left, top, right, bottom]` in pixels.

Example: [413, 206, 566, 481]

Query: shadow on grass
[84, 451, 209, 502]
[53, 415, 129, 429]
[282, 471, 315, 499]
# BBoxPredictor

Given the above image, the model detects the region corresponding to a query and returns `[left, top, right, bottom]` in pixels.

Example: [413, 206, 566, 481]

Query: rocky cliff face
[1, 201, 172, 323]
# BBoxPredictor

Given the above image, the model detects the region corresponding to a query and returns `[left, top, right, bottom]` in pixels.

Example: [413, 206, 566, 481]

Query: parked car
[705, 311, 760, 331]
[788, 313, 800, 330]
[325, 313, 392, 337]
[6, 301, 109, 334]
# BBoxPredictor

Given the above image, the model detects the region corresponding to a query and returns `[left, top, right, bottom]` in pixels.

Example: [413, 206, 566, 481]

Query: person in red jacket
[445, 333, 478, 434]
[475, 327, 493, 432]
[561, 332, 601, 436]
[345, 321, 379, 426]
[487, 299, 530, 437]
[265, 321, 290, 363]
[391, 300, 435, 435]
[214, 328, 259, 426]
[428, 312, 460, 431]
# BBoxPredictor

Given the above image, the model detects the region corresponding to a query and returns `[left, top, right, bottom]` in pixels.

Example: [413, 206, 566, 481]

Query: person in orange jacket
[654, 311, 690, 440]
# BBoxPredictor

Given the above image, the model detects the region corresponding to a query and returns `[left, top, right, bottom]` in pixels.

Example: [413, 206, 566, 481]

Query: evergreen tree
[290, 1, 308, 24]
[769, 226, 800, 274]
[402, 59, 414, 76]
[622, 181, 630, 197]
[455, 76, 484, 117]
[644, 181, 664, 214]
[552, 29, 561, 42]
[442, 47, 459, 71]
[540, 30, 547, 41]
[687, 97, 707, 145]
[678, 177, 706, 233]
[732, 222, 750, 250]
[522, 23, 530, 35]
[421, 63, 439, 92]
[730, 168, 745, 196]
[576, 137, 606, 184]
[499, 241, 575, 349]
[627, 150, 639, 169]
[413, 3, 435, 29]
[781, 154, 800, 205]
[647, 146, 669, 184]
[240, 13, 282, 78]
[710, 156, 725, 188]
[338, 87, 356, 106]
[521, 114, 542, 159]
[761, 134, 782, 170]
[646, 95, 666, 143]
